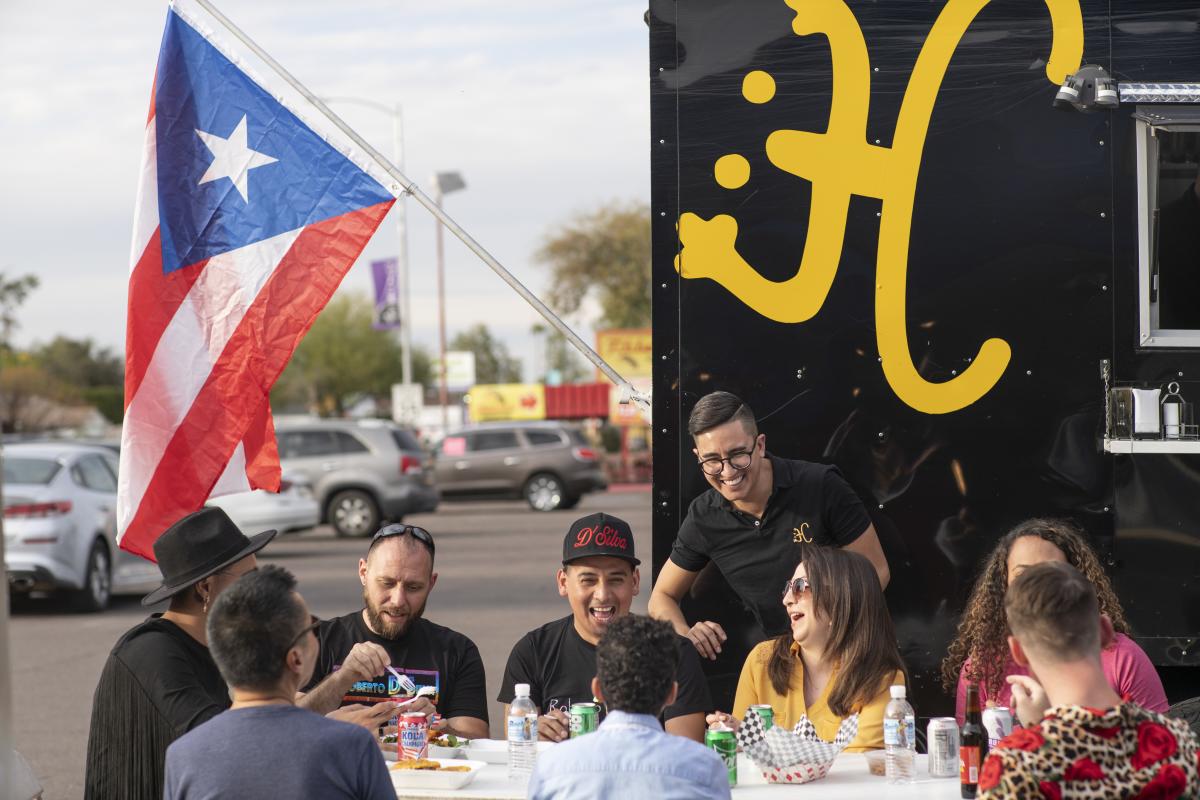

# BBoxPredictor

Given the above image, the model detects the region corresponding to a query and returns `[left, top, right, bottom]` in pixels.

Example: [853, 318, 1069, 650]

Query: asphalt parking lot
[8, 488, 651, 798]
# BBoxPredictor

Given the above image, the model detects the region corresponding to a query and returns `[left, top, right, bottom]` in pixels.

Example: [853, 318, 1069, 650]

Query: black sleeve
[669, 503, 712, 572]
[496, 633, 542, 709]
[443, 637, 490, 723]
[129, 642, 225, 736]
[663, 637, 714, 720]
[821, 466, 871, 546]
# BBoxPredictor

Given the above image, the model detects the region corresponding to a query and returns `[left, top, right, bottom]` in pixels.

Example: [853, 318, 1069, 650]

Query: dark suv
[433, 422, 607, 511]
[276, 419, 438, 536]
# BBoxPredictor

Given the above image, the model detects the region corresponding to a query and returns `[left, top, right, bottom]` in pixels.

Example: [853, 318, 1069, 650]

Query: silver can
[927, 717, 959, 778]
[982, 706, 1014, 749]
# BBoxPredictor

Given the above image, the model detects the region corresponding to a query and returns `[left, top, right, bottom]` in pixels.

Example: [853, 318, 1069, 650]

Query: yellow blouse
[731, 640, 902, 753]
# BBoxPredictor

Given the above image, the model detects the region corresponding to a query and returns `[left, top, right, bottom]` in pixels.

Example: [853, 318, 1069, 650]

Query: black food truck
[648, 0, 1200, 725]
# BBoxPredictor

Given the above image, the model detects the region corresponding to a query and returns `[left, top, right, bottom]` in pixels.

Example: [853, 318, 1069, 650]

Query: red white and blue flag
[117, 5, 395, 560]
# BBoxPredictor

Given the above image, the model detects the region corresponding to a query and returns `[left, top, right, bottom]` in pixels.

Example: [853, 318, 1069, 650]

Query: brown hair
[766, 546, 907, 717]
[687, 391, 757, 438]
[940, 518, 1129, 697]
[1005, 562, 1101, 662]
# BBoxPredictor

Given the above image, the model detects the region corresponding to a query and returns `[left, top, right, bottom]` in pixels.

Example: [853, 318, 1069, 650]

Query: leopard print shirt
[978, 703, 1200, 799]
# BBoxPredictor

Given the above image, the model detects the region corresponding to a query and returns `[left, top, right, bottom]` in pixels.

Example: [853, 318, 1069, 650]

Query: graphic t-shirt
[496, 615, 713, 722]
[670, 456, 872, 636]
[304, 611, 489, 723]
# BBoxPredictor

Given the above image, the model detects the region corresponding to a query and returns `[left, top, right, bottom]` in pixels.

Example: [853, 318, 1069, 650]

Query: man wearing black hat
[497, 512, 712, 742]
[84, 508, 274, 800]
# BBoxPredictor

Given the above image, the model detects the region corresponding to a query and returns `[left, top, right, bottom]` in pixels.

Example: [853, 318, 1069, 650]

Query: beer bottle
[960, 682, 987, 798]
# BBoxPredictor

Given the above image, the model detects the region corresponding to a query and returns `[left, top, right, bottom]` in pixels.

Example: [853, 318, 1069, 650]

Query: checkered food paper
[736, 712, 859, 783]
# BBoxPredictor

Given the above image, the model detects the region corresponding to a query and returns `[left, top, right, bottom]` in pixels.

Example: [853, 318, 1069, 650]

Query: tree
[31, 336, 123, 388]
[0, 360, 71, 433]
[0, 272, 39, 353]
[272, 292, 432, 416]
[449, 324, 522, 385]
[535, 201, 650, 329]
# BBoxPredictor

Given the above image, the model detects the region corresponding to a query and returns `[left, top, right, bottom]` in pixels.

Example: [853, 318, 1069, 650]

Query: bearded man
[300, 524, 489, 739]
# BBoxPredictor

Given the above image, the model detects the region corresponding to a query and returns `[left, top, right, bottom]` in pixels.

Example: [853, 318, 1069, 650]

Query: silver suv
[433, 422, 607, 511]
[276, 419, 438, 537]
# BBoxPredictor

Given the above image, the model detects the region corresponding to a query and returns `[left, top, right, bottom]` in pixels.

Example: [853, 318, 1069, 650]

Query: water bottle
[884, 684, 916, 784]
[507, 683, 538, 780]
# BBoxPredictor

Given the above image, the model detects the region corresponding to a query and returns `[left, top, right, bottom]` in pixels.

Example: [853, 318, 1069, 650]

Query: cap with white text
[562, 512, 639, 566]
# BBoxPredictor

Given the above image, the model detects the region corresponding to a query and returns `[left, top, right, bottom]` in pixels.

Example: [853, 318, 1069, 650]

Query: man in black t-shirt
[648, 391, 889, 661]
[498, 513, 712, 742]
[301, 523, 489, 739]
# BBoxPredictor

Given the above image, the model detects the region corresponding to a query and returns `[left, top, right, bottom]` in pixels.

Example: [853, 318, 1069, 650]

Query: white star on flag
[195, 115, 278, 202]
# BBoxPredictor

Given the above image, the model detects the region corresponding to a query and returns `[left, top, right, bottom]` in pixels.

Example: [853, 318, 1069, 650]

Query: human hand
[328, 703, 400, 731]
[1006, 675, 1050, 728]
[538, 709, 569, 742]
[687, 621, 727, 660]
[705, 711, 740, 732]
[339, 642, 390, 683]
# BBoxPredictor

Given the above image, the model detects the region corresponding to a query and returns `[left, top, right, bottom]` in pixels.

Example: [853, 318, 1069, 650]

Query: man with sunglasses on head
[164, 565, 393, 799]
[649, 391, 889, 667]
[300, 523, 490, 739]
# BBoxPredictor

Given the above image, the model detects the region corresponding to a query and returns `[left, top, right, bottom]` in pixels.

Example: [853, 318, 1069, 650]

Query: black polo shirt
[670, 455, 871, 636]
[496, 615, 712, 723]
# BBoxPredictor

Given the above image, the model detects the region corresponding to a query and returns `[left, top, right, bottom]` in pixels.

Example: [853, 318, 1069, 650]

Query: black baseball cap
[562, 512, 639, 566]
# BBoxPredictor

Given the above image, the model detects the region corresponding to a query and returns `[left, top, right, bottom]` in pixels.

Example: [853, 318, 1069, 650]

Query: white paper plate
[427, 743, 465, 759]
[389, 758, 486, 790]
[467, 739, 553, 764]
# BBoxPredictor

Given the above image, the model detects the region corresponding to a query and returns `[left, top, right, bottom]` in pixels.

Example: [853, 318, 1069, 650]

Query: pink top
[954, 633, 1168, 724]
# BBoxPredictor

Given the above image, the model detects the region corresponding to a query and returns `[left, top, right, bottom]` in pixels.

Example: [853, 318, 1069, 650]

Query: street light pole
[321, 97, 411, 386]
[432, 171, 465, 433]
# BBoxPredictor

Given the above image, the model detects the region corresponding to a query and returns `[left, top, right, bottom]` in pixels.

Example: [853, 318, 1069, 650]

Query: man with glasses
[649, 391, 888, 677]
[301, 523, 490, 739]
[164, 565, 394, 799]
[498, 513, 712, 742]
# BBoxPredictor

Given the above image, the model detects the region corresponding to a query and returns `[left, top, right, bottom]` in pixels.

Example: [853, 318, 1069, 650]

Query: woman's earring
[203, 594, 210, 615]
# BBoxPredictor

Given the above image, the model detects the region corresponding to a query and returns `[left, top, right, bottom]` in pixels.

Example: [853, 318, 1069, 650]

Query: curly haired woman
[941, 518, 1167, 723]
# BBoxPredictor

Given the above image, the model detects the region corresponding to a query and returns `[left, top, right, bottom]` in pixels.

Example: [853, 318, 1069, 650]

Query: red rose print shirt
[978, 703, 1200, 800]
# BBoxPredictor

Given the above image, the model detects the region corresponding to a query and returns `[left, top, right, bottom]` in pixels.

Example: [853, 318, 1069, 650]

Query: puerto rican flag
[117, 5, 395, 560]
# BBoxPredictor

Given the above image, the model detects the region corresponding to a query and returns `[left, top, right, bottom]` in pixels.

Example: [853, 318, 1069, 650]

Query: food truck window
[1136, 108, 1200, 346]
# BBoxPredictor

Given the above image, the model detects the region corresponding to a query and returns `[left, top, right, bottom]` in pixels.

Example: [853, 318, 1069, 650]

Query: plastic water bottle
[884, 684, 916, 784]
[507, 683, 538, 780]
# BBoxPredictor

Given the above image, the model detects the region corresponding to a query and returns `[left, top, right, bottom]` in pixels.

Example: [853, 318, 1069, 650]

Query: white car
[204, 473, 319, 535]
[4, 442, 159, 611]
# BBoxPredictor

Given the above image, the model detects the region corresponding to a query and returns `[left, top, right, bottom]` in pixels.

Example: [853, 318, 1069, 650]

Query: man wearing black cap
[84, 507, 273, 800]
[497, 512, 712, 742]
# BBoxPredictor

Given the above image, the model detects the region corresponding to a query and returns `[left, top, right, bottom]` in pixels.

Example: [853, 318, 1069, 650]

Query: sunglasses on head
[372, 523, 435, 557]
[782, 576, 813, 598]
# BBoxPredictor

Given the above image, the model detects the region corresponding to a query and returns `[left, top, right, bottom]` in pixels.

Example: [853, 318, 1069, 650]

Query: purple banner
[371, 257, 400, 330]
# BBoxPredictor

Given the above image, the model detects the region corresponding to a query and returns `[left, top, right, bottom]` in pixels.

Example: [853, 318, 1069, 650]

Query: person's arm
[665, 713, 706, 742]
[296, 641, 390, 716]
[1109, 634, 1169, 713]
[708, 642, 765, 730]
[138, 648, 227, 735]
[842, 523, 890, 589]
[649, 561, 726, 660]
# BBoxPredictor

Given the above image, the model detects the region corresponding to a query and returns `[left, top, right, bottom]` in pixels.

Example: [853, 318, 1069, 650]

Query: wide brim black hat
[142, 507, 276, 606]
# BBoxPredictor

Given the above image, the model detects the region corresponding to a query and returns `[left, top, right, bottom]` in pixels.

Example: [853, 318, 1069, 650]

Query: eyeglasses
[697, 441, 757, 476]
[288, 614, 320, 650]
[372, 523, 435, 558]
[782, 576, 813, 598]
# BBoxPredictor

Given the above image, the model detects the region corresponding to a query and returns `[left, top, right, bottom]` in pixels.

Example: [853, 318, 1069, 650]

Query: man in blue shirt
[164, 566, 393, 800]
[528, 614, 731, 800]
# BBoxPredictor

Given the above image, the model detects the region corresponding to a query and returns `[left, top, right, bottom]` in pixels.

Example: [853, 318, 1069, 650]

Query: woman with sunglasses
[706, 546, 907, 751]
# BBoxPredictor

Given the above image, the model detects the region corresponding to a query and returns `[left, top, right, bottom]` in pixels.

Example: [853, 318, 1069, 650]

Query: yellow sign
[676, 0, 1083, 414]
[467, 384, 546, 422]
[597, 329, 653, 379]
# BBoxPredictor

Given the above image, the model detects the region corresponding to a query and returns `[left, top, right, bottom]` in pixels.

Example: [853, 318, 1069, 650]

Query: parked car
[276, 419, 438, 537]
[4, 442, 160, 611]
[433, 422, 607, 511]
[204, 472, 320, 535]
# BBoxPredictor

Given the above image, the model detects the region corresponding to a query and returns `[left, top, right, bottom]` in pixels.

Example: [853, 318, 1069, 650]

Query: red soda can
[399, 711, 429, 760]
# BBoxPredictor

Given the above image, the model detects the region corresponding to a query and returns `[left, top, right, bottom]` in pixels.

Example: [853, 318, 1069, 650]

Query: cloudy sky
[0, 0, 649, 381]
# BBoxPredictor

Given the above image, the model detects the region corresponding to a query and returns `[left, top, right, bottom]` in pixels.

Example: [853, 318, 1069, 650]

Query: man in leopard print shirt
[979, 562, 1198, 799]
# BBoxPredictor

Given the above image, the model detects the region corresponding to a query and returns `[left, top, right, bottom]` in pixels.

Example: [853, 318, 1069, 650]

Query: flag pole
[186, 0, 652, 418]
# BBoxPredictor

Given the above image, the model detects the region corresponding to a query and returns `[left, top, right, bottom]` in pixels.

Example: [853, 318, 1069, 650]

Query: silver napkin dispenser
[1132, 388, 1161, 437]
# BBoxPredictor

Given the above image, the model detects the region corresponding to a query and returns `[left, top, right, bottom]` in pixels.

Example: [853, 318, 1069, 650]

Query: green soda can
[748, 704, 775, 730]
[705, 726, 738, 787]
[569, 702, 600, 738]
